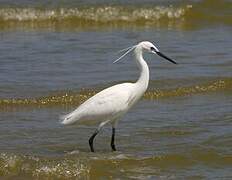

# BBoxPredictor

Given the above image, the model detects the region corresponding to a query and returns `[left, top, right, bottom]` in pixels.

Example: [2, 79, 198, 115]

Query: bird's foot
[111, 143, 116, 151]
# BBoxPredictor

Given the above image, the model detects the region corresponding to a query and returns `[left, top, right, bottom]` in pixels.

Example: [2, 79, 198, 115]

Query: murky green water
[0, 0, 232, 179]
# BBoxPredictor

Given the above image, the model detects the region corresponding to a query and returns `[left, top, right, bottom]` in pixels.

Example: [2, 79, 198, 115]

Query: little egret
[60, 41, 177, 152]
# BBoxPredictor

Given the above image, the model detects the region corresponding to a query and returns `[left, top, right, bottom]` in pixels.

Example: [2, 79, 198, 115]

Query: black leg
[111, 127, 116, 151]
[89, 130, 99, 152]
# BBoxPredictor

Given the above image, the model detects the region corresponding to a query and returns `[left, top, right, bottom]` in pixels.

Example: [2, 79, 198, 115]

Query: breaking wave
[0, 0, 232, 30]
[0, 78, 231, 109]
[0, 149, 231, 179]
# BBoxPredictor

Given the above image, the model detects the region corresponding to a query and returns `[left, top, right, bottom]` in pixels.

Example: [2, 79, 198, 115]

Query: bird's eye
[150, 47, 155, 51]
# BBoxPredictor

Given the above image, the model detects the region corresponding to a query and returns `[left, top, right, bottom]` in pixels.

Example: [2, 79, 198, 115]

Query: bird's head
[139, 41, 159, 53]
[113, 41, 177, 64]
[138, 41, 177, 64]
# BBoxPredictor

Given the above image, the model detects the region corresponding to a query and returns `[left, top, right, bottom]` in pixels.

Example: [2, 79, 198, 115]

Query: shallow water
[0, 0, 232, 179]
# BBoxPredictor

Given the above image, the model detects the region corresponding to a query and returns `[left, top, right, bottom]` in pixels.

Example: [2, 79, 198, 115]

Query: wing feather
[61, 83, 134, 125]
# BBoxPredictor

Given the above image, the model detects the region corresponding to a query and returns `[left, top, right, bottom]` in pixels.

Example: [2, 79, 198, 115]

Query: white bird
[60, 41, 177, 152]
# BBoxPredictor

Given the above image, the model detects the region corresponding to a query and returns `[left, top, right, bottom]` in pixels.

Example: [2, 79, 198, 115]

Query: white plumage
[61, 83, 140, 125]
[60, 41, 176, 152]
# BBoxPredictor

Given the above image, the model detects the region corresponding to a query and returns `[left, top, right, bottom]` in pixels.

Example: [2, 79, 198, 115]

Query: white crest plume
[113, 45, 136, 64]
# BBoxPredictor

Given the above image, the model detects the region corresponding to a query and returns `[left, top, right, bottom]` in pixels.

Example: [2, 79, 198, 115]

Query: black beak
[156, 51, 177, 64]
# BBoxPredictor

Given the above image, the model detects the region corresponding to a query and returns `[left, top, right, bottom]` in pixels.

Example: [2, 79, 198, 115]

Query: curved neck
[134, 46, 149, 91]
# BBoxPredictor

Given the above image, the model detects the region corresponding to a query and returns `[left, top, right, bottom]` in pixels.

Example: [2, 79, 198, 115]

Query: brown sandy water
[0, 0, 232, 179]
